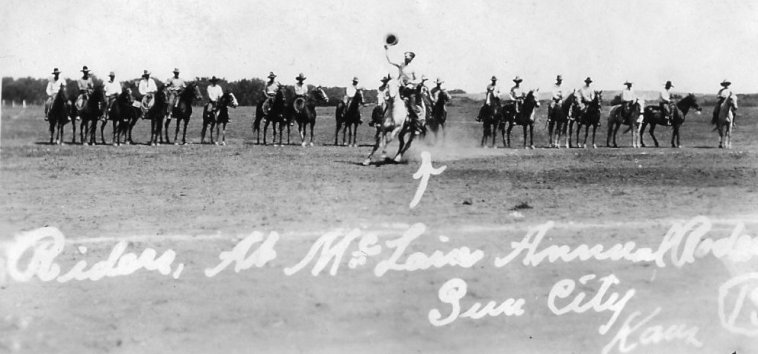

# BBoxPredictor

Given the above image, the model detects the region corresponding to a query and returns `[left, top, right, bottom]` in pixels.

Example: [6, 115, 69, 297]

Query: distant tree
[448, 89, 466, 94]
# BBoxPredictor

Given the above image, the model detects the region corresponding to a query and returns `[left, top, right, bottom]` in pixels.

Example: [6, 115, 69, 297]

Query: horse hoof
[362, 159, 371, 166]
[213, 142, 219, 145]
[592, 144, 597, 149]
[394, 155, 403, 163]
[174, 142, 179, 146]
[530, 145, 535, 150]
[309, 142, 314, 147]
[301, 142, 306, 147]
[221, 142, 226, 146]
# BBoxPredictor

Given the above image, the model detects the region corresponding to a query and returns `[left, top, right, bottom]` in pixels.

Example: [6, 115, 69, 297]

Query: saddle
[262, 97, 274, 115]
[75, 93, 89, 111]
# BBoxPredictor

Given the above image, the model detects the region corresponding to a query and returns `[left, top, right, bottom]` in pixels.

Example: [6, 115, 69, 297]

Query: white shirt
[552, 84, 564, 100]
[509, 85, 525, 101]
[265, 81, 280, 95]
[138, 78, 157, 95]
[659, 89, 671, 103]
[46, 77, 66, 96]
[207, 84, 223, 102]
[377, 86, 388, 106]
[621, 88, 635, 102]
[718, 87, 732, 99]
[579, 86, 595, 103]
[104, 80, 122, 97]
[346, 84, 359, 98]
[294, 83, 308, 96]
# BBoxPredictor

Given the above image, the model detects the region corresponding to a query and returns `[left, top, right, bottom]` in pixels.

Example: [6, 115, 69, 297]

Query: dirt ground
[1, 102, 757, 353]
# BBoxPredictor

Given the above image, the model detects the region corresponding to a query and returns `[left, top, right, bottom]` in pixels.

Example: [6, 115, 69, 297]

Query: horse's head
[593, 90, 603, 106]
[155, 86, 167, 103]
[224, 92, 239, 108]
[526, 89, 540, 108]
[680, 93, 702, 114]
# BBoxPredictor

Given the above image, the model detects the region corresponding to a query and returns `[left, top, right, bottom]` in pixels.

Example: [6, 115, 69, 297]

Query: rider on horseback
[430, 78, 445, 105]
[344, 77, 365, 124]
[294, 73, 308, 98]
[44, 68, 66, 121]
[712, 80, 734, 125]
[103, 71, 122, 121]
[578, 77, 595, 111]
[206, 76, 223, 121]
[549, 75, 564, 119]
[620, 81, 636, 117]
[138, 70, 157, 114]
[384, 44, 423, 130]
[75, 66, 94, 120]
[509, 76, 525, 114]
[477, 76, 500, 122]
[660, 81, 674, 125]
[370, 74, 392, 127]
[165, 68, 186, 119]
[263, 72, 280, 99]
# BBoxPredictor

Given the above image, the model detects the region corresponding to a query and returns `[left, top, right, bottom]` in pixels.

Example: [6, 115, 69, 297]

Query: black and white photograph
[1, 0, 757, 352]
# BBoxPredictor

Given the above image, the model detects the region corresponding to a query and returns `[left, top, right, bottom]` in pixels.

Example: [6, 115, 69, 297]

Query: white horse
[716, 93, 738, 149]
[363, 79, 412, 166]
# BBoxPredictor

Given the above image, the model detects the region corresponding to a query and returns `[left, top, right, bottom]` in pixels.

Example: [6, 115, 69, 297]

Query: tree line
[2, 76, 384, 107]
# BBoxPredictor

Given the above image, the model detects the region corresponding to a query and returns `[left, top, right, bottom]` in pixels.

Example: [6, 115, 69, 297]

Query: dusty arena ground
[1, 101, 757, 353]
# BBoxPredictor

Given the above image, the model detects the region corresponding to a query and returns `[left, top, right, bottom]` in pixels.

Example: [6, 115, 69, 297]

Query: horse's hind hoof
[592, 144, 597, 149]
[301, 142, 307, 147]
[393, 155, 403, 163]
[221, 142, 226, 146]
[362, 159, 371, 166]
[174, 142, 179, 146]
[530, 145, 535, 149]
[309, 142, 314, 147]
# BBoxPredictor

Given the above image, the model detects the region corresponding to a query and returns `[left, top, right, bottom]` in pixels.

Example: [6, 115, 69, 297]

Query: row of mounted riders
[475, 89, 724, 149]
[45, 83, 237, 146]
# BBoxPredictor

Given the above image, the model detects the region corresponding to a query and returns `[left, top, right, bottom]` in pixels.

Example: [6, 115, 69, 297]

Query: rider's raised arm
[385, 46, 401, 68]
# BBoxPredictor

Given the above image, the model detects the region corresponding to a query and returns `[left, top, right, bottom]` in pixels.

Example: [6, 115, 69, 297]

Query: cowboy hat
[51, 68, 61, 75]
[436, 78, 444, 84]
[556, 75, 563, 80]
[421, 75, 428, 82]
[721, 79, 731, 86]
[380, 75, 391, 83]
[491, 76, 497, 81]
[268, 72, 277, 79]
[209, 76, 219, 82]
[173, 68, 180, 73]
[352, 76, 359, 82]
[108, 71, 115, 77]
[80, 66, 90, 72]
[142, 70, 151, 77]
[296, 73, 306, 80]
[513, 76, 523, 83]
[664, 80, 674, 87]
[623, 80, 632, 85]
[584, 77, 593, 83]
[404, 51, 416, 59]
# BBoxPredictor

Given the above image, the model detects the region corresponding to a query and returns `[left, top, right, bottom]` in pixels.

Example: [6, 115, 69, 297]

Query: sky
[1, 0, 757, 94]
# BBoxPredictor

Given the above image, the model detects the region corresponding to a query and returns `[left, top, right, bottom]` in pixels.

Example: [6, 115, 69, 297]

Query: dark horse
[109, 89, 140, 146]
[76, 86, 105, 145]
[334, 89, 364, 147]
[289, 86, 327, 146]
[501, 90, 540, 149]
[575, 90, 603, 148]
[479, 91, 501, 148]
[148, 87, 168, 146]
[201, 92, 239, 145]
[253, 87, 287, 145]
[547, 92, 579, 148]
[47, 87, 71, 144]
[427, 89, 451, 145]
[640, 93, 701, 148]
[172, 82, 203, 145]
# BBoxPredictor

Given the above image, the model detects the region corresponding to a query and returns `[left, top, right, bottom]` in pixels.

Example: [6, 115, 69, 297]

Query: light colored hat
[404, 51, 416, 59]
[664, 80, 674, 87]
[721, 79, 731, 86]
[296, 73, 306, 80]
[108, 71, 115, 77]
[513, 76, 523, 83]
[80, 66, 90, 73]
[173, 68, 180, 73]
[584, 77, 593, 83]
[142, 70, 151, 77]
[352, 76, 359, 82]
[436, 78, 444, 84]
[491, 76, 497, 81]
[51, 68, 61, 75]
[268, 72, 277, 79]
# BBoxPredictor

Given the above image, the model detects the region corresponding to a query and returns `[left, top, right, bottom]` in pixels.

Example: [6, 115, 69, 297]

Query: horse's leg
[309, 121, 315, 146]
[675, 124, 681, 148]
[263, 120, 270, 145]
[649, 124, 659, 147]
[212, 122, 218, 145]
[174, 118, 181, 144]
[592, 125, 598, 148]
[363, 129, 382, 166]
[353, 123, 359, 147]
[181, 120, 188, 144]
[200, 121, 207, 144]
